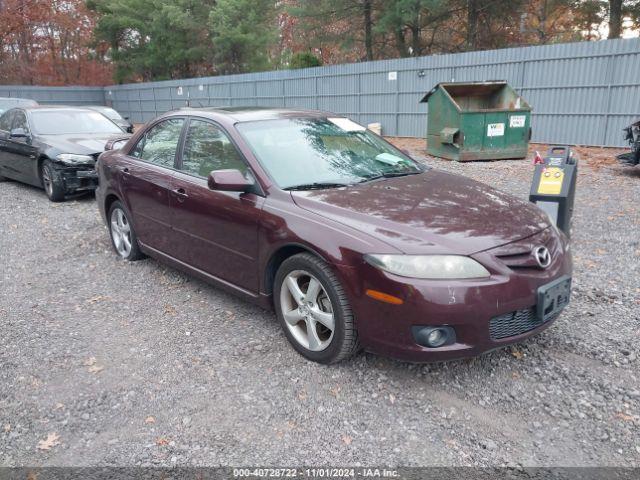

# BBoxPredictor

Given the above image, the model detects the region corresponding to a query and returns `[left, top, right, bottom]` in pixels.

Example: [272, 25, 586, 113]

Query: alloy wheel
[279, 270, 335, 352]
[42, 167, 53, 197]
[110, 207, 132, 258]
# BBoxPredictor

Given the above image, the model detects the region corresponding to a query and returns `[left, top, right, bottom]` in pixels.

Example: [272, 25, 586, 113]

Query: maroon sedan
[96, 107, 572, 364]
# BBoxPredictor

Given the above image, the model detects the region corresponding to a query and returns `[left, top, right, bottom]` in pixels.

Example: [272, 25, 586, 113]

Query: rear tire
[41, 160, 65, 202]
[274, 253, 361, 364]
[108, 201, 144, 261]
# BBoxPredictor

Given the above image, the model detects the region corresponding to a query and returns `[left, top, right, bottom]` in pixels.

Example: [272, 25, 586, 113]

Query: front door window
[181, 119, 247, 177]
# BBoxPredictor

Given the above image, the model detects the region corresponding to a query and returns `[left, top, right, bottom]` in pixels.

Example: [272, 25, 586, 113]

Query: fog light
[412, 326, 456, 348]
[426, 329, 446, 347]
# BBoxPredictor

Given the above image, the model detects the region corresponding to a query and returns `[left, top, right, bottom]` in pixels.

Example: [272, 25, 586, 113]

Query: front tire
[108, 201, 143, 261]
[41, 160, 65, 202]
[274, 253, 360, 364]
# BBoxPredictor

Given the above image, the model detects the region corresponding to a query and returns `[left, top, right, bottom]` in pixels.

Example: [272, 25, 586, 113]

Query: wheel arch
[104, 192, 121, 218]
[36, 155, 49, 184]
[263, 243, 330, 296]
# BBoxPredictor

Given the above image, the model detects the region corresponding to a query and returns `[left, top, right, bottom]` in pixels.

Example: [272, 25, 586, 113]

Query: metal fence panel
[0, 85, 104, 106]
[1, 38, 639, 146]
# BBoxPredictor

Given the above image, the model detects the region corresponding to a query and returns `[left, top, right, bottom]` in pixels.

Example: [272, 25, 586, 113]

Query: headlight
[364, 254, 490, 279]
[56, 153, 94, 165]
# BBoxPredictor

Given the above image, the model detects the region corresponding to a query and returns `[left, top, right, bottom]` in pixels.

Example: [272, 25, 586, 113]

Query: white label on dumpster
[388, 71, 397, 81]
[487, 123, 505, 137]
[510, 115, 526, 128]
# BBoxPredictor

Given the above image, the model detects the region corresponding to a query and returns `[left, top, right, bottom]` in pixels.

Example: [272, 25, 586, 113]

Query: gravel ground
[1, 141, 639, 468]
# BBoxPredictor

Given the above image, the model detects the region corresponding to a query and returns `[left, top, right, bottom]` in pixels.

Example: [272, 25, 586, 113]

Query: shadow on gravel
[0, 177, 96, 203]
[338, 340, 523, 376]
[613, 166, 640, 178]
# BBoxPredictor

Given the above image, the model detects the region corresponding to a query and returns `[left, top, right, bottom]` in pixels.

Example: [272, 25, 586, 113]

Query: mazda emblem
[533, 245, 551, 268]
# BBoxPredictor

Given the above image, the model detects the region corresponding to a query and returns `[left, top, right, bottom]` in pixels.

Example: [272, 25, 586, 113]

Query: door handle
[115, 165, 130, 176]
[173, 187, 188, 201]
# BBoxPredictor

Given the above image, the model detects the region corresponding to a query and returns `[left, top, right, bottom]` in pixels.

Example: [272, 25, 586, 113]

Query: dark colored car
[617, 119, 640, 166]
[84, 105, 134, 133]
[0, 97, 38, 115]
[96, 107, 572, 364]
[0, 106, 130, 201]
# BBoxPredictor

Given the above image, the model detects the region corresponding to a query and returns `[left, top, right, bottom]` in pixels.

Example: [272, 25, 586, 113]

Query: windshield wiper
[284, 182, 353, 191]
[360, 170, 422, 183]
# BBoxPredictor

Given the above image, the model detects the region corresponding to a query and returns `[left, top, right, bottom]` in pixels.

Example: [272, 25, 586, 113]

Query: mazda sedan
[96, 107, 572, 364]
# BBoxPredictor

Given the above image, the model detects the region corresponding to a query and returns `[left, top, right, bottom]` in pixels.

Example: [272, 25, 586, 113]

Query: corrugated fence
[0, 85, 105, 107]
[2, 38, 639, 147]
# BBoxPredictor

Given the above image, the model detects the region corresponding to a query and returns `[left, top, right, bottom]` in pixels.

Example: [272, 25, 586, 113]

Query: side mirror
[104, 135, 131, 151]
[126, 125, 134, 133]
[10, 128, 28, 138]
[207, 169, 254, 193]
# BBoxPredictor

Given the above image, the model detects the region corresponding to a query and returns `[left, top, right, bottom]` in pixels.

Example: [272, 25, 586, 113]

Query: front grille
[489, 307, 555, 340]
[495, 251, 539, 269]
[487, 227, 561, 271]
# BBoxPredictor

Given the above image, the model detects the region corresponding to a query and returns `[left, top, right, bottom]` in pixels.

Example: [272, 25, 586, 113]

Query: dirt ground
[1, 136, 639, 468]
[386, 137, 628, 170]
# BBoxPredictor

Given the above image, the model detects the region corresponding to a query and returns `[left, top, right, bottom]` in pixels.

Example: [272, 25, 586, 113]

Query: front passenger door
[170, 118, 264, 292]
[8, 110, 38, 185]
[120, 118, 185, 254]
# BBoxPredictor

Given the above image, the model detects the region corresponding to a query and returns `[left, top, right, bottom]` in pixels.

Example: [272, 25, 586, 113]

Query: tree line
[1, 0, 638, 85]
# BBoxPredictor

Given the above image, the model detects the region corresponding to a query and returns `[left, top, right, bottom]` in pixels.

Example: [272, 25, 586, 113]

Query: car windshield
[31, 110, 123, 135]
[236, 118, 423, 189]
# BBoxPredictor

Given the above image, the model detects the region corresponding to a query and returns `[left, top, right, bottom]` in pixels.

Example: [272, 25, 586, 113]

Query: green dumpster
[420, 81, 531, 161]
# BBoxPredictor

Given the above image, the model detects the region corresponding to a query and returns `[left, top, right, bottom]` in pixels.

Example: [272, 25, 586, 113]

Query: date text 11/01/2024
[233, 468, 399, 478]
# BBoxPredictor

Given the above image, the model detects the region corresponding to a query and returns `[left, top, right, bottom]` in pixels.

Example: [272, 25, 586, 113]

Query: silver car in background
[0, 97, 38, 115]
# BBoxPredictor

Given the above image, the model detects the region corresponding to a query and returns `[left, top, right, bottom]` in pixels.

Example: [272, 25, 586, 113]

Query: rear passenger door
[120, 117, 185, 255]
[170, 117, 264, 292]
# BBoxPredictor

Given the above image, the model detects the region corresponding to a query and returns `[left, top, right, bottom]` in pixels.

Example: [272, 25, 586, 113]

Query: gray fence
[2, 38, 640, 147]
[0, 85, 105, 107]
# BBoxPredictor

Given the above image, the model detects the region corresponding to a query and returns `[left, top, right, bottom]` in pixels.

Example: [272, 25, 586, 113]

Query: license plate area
[76, 170, 98, 178]
[537, 275, 571, 321]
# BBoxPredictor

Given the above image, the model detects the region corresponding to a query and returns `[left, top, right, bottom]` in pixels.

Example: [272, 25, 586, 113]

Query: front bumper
[57, 165, 99, 193]
[337, 231, 572, 362]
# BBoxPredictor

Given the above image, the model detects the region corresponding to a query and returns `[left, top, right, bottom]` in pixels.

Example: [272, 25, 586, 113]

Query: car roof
[20, 105, 96, 112]
[170, 106, 333, 122]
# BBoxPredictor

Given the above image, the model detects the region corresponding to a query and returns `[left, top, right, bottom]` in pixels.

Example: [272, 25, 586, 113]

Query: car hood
[40, 133, 128, 155]
[290, 169, 551, 255]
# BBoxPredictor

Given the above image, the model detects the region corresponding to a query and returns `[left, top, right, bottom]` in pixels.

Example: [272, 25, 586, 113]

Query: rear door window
[130, 118, 184, 168]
